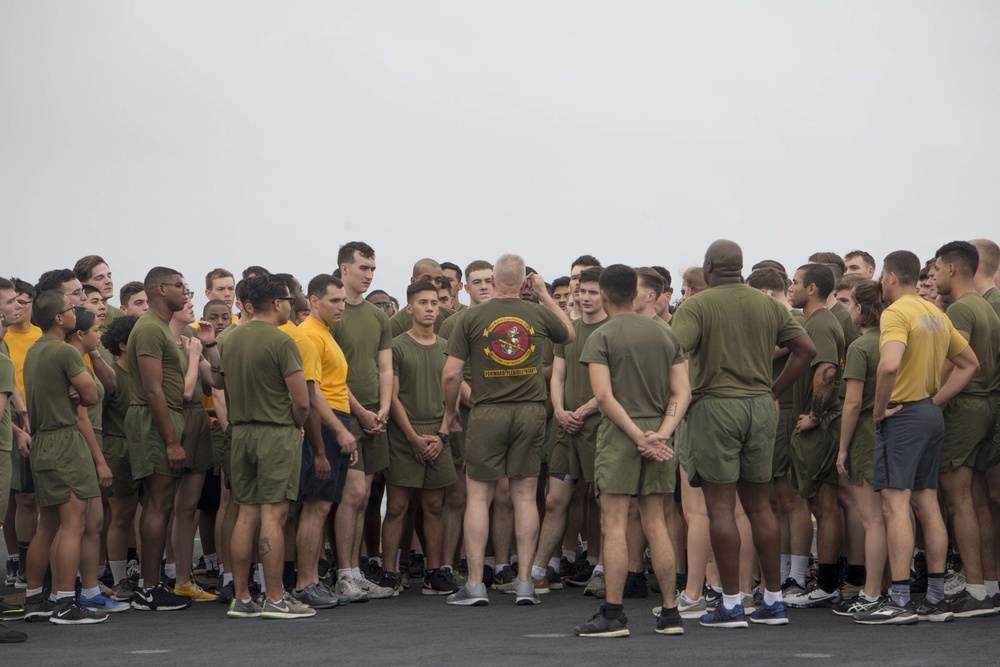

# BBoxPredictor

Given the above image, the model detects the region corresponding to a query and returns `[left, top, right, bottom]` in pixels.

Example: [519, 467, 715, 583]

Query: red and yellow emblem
[482, 317, 535, 367]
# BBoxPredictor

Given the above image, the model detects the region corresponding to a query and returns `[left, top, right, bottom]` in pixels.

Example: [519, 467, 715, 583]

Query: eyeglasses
[65, 288, 84, 298]
[159, 282, 185, 290]
[183, 290, 195, 299]
[15, 299, 32, 307]
[59, 306, 75, 315]
[371, 301, 393, 310]
[275, 296, 296, 303]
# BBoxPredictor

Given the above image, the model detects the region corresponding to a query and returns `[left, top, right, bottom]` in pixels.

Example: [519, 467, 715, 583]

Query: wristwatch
[436, 431, 450, 443]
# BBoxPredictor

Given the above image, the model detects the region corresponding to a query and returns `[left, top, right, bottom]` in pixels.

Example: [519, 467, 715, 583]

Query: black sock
[283, 561, 296, 580]
[602, 602, 624, 619]
[17, 542, 29, 575]
[127, 547, 139, 562]
[846, 564, 866, 587]
[675, 572, 687, 592]
[817, 563, 839, 593]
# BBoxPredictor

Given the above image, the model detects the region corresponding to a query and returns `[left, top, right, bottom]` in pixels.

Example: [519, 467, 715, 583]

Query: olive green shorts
[789, 411, 842, 499]
[210, 421, 227, 475]
[540, 416, 554, 466]
[684, 394, 776, 487]
[570, 414, 600, 483]
[940, 394, 994, 472]
[349, 405, 390, 476]
[125, 405, 185, 480]
[976, 393, 1000, 471]
[102, 434, 140, 497]
[0, 448, 11, 519]
[181, 405, 214, 474]
[385, 420, 457, 490]
[773, 408, 795, 478]
[230, 423, 302, 505]
[547, 426, 571, 477]
[465, 402, 546, 481]
[448, 404, 470, 470]
[594, 416, 677, 496]
[31, 427, 100, 507]
[847, 412, 875, 487]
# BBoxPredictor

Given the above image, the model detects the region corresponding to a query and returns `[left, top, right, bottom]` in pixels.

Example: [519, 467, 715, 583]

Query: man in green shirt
[389, 258, 455, 336]
[74, 255, 126, 329]
[672, 240, 814, 629]
[443, 254, 573, 607]
[125, 266, 192, 612]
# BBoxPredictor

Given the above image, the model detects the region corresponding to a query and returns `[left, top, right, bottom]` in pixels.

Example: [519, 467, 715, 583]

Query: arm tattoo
[666, 401, 678, 417]
[810, 364, 838, 420]
[258, 537, 272, 557]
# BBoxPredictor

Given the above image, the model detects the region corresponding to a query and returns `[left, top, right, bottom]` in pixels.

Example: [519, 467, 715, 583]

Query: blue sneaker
[80, 592, 131, 614]
[699, 603, 748, 628]
[750, 600, 789, 625]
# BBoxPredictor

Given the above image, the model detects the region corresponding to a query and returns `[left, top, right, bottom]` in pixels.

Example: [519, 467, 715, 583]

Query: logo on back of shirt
[482, 317, 535, 368]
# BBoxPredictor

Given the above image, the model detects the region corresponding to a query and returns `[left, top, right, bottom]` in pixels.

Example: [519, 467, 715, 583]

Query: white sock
[780, 554, 791, 583]
[56, 590, 75, 600]
[986, 580, 999, 597]
[763, 589, 782, 605]
[587, 556, 597, 566]
[967, 583, 987, 601]
[257, 563, 266, 592]
[711, 585, 723, 594]
[337, 568, 353, 580]
[722, 593, 741, 610]
[790, 555, 809, 587]
[138, 578, 145, 589]
[164, 562, 177, 579]
[441, 564, 453, 573]
[81, 586, 100, 598]
[548, 557, 560, 571]
[496, 562, 509, 572]
[594, 564, 605, 574]
[351, 567, 362, 579]
[581, 540, 588, 552]
[562, 549, 576, 564]
[110, 559, 128, 582]
[222, 572, 233, 586]
[531, 565, 547, 581]
[26, 587, 42, 598]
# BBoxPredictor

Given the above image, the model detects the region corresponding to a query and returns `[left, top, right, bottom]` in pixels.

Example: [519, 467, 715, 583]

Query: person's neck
[67, 341, 88, 356]
[947, 279, 976, 301]
[888, 286, 917, 304]
[308, 311, 331, 329]
[41, 326, 68, 339]
[10, 321, 30, 333]
[634, 305, 655, 319]
[859, 324, 877, 334]
[606, 303, 635, 318]
[169, 319, 186, 342]
[582, 309, 609, 325]
[802, 299, 826, 318]
[973, 274, 993, 295]
[147, 300, 174, 322]
[254, 311, 283, 326]
[407, 323, 435, 343]
[825, 294, 838, 309]
[345, 287, 365, 305]
[493, 287, 520, 299]
[116, 355, 128, 371]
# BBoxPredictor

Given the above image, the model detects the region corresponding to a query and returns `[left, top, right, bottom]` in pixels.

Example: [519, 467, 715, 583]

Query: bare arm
[527, 273, 575, 344]
[76, 405, 111, 487]
[772, 333, 816, 399]
[442, 356, 466, 432]
[136, 355, 184, 469]
[657, 361, 691, 439]
[376, 348, 393, 423]
[550, 356, 583, 433]
[69, 368, 99, 407]
[590, 363, 671, 461]
[284, 370, 310, 429]
[837, 379, 864, 477]
[933, 345, 979, 409]
[873, 340, 904, 424]
[211, 387, 229, 430]
[181, 338, 202, 402]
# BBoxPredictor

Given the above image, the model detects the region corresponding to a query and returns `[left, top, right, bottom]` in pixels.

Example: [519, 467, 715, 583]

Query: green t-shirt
[580, 313, 684, 418]
[830, 301, 858, 350]
[222, 320, 304, 426]
[0, 351, 13, 452]
[672, 284, 807, 398]
[946, 291, 1000, 395]
[554, 316, 608, 411]
[24, 336, 89, 432]
[774, 310, 806, 410]
[447, 297, 568, 404]
[85, 366, 105, 432]
[843, 328, 880, 412]
[791, 308, 845, 417]
[983, 287, 1000, 320]
[439, 309, 473, 383]
[127, 311, 184, 409]
[389, 306, 455, 337]
[331, 301, 392, 407]
[392, 333, 447, 423]
[103, 362, 130, 438]
[103, 304, 126, 330]
[652, 315, 671, 329]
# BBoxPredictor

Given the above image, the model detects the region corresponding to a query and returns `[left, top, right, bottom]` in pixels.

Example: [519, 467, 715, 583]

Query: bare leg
[599, 494, 630, 604]
[296, 498, 333, 588]
[509, 477, 540, 582]
[172, 472, 206, 586]
[140, 474, 177, 587]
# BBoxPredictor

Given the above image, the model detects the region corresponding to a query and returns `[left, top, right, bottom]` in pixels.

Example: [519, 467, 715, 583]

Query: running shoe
[174, 580, 218, 602]
[23, 593, 54, 622]
[944, 571, 967, 596]
[780, 577, 806, 597]
[423, 568, 459, 596]
[335, 576, 369, 603]
[912, 596, 954, 623]
[13, 570, 26, 590]
[446, 582, 489, 606]
[699, 603, 748, 629]
[832, 594, 881, 617]
[584, 571, 606, 598]
[227, 597, 262, 618]
[290, 582, 340, 609]
[676, 591, 707, 619]
[79, 592, 130, 613]
[563, 559, 594, 587]
[408, 552, 426, 579]
[785, 584, 841, 608]
[49, 599, 109, 625]
[0, 599, 25, 622]
[544, 566, 563, 590]
[442, 567, 465, 589]
[623, 571, 648, 598]
[360, 556, 384, 584]
[4, 559, 16, 587]
[946, 590, 995, 618]
[852, 598, 918, 625]
[655, 606, 684, 635]
[574, 605, 629, 638]
[741, 592, 756, 612]
[355, 576, 394, 600]
[126, 559, 141, 584]
[193, 556, 208, 576]
[376, 571, 403, 597]
[749, 600, 789, 625]
[131, 584, 192, 611]
[261, 593, 316, 619]
[0, 622, 27, 643]
[216, 581, 236, 605]
[492, 565, 515, 593]
[515, 579, 540, 606]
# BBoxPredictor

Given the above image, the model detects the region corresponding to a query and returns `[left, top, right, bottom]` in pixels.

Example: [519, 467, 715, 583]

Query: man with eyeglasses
[125, 267, 193, 612]
[75, 255, 125, 329]
[365, 290, 397, 318]
[35, 269, 86, 308]
[390, 258, 455, 336]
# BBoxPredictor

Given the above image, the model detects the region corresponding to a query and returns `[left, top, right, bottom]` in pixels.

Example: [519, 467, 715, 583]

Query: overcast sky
[2, 1, 998, 306]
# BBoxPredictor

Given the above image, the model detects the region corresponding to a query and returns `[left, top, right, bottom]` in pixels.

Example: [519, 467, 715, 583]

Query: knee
[445, 489, 466, 510]
[384, 501, 408, 521]
[422, 497, 445, 516]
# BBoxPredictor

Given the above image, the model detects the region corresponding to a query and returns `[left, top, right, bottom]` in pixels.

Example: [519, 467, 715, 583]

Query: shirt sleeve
[776, 304, 807, 345]
[391, 340, 402, 377]
[295, 333, 321, 383]
[842, 341, 868, 382]
[446, 316, 471, 361]
[578, 330, 608, 367]
[131, 323, 165, 360]
[879, 307, 909, 348]
[378, 310, 394, 351]
[669, 301, 701, 353]
[277, 337, 305, 378]
[945, 319, 970, 359]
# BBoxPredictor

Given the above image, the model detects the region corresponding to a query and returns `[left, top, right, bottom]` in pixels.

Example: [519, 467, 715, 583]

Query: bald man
[390, 259, 455, 336]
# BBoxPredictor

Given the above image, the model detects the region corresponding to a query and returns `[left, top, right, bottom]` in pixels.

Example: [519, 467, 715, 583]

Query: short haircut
[10, 278, 34, 298]
[918, 268, 929, 282]
[570, 255, 602, 270]
[935, 240, 979, 278]
[579, 266, 603, 286]
[797, 263, 835, 299]
[883, 250, 921, 286]
[440, 262, 462, 280]
[33, 290, 68, 330]
[389, 296, 399, 311]
[651, 265, 672, 290]
[235, 279, 250, 306]
[307, 273, 344, 299]
[845, 250, 876, 270]
[205, 268, 234, 290]
[411, 258, 441, 279]
[143, 266, 182, 293]
[120, 281, 145, 305]
[551, 276, 570, 290]
[407, 280, 439, 303]
[101, 314, 138, 357]
[493, 253, 526, 288]
[35, 268, 76, 294]
[67, 307, 96, 338]
[82, 284, 101, 297]
[0, 277, 14, 292]
[836, 273, 868, 293]
[808, 252, 845, 284]
[464, 260, 493, 280]
[746, 267, 788, 294]
[851, 280, 884, 329]
[246, 274, 289, 311]
[682, 267, 707, 292]
[203, 299, 228, 316]
[241, 266, 269, 279]
[273, 272, 301, 293]
[73, 255, 107, 282]
[635, 267, 664, 299]
[598, 264, 637, 306]
[969, 239, 1000, 277]
[337, 241, 375, 267]
[751, 260, 787, 275]
[366, 289, 389, 300]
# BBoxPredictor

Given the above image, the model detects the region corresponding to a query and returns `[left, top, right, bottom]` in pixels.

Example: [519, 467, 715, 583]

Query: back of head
[798, 264, 835, 299]
[241, 266, 269, 280]
[836, 273, 868, 294]
[883, 251, 921, 286]
[651, 265, 672, 290]
[852, 280, 885, 328]
[683, 267, 707, 292]
[101, 314, 139, 356]
[68, 307, 96, 338]
[635, 267, 664, 299]
[33, 290, 68, 330]
[36, 268, 76, 295]
[599, 264, 637, 307]
[247, 274, 289, 312]
[493, 253, 526, 289]
[969, 239, 1000, 278]
[73, 255, 107, 282]
[808, 251, 845, 284]
[338, 241, 375, 267]
[751, 259, 787, 275]
[746, 267, 788, 294]
[935, 240, 979, 279]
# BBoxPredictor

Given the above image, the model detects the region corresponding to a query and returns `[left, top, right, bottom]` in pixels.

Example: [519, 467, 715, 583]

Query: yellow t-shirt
[4, 324, 42, 396]
[880, 294, 967, 403]
[297, 316, 349, 413]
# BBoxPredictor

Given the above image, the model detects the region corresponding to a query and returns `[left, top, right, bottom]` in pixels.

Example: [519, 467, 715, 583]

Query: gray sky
[3, 1, 998, 307]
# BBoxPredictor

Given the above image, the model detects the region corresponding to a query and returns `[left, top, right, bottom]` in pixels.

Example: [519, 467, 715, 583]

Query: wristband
[203, 341, 218, 348]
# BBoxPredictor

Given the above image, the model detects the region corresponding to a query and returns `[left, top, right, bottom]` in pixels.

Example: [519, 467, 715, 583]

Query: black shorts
[197, 469, 222, 513]
[298, 411, 351, 503]
[874, 398, 944, 491]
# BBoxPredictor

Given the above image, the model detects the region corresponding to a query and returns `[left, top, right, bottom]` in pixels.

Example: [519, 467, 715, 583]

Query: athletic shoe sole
[699, 620, 749, 629]
[655, 625, 684, 635]
[575, 629, 630, 638]
[953, 608, 996, 618]
[853, 614, 917, 625]
[422, 588, 456, 596]
[749, 615, 789, 625]
[261, 610, 316, 619]
[515, 596, 540, 606]
[446, 597, 489, 607]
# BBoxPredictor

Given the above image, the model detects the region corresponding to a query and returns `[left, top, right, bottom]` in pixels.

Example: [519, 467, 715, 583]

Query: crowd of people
[0, 238, 998, 642]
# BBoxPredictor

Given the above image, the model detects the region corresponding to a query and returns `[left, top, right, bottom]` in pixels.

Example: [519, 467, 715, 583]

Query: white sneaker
[945, 571, 967, 596]
[785, 584, 841, 608]
[355, 576, 394, 600]
[335, 576, 369, 603]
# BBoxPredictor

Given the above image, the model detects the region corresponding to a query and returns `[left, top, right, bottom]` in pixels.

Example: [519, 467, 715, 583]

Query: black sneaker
[492, 565, 515, 591]
[131, 584, 192, 611]
[0, 599, 26, 622]
[623, 571, 648, 598]
[377, 571, 403, 597]
[482, 563, 494, 589]
[423, 568, 459, 596]
[408, 552, 426, 579]
[704, 586, 722, 610]
[193, 556, 208, 576]
[853, 598, 918, 625]
[98, 567, 114, 590]
[0, 622, 27, 643]
[947, 590, 996, 618]
[216, 581, 236, 605]
[655, 605, 684, 635]
[49, 599, 108, 625]
[23, 593, 55, 622]
[832, 594, 881, 617]
[912, 596, 954, 622]
[360, 556, 384, 584]
[574, 604, 630, 638]
[563, 559, 594, 587]
[545, 566, 564, 591]
[5, 559, 18, 587]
